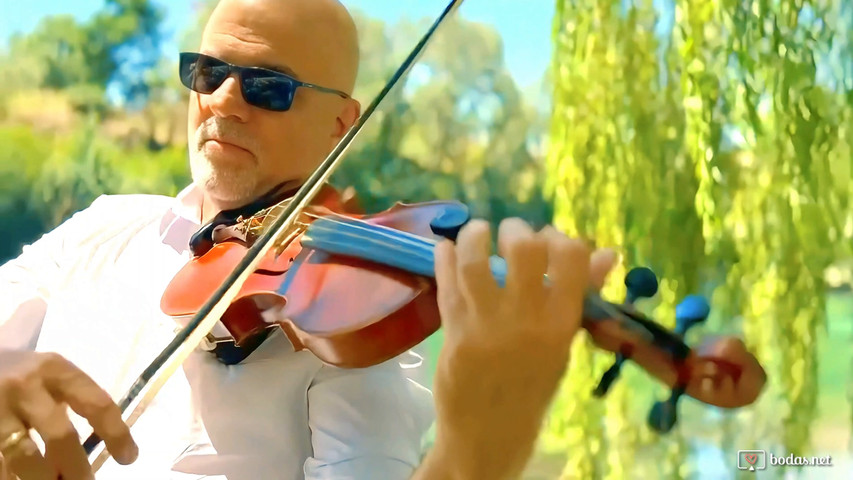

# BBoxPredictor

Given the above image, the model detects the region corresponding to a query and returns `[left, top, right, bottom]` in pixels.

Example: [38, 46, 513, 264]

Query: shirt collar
[159, 183, 204, 254]
[173, 182, 205, 224]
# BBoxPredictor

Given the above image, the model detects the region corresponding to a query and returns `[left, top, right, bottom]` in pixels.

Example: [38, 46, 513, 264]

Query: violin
[82, 0, 766, 469]
[160, 189, 766, 434]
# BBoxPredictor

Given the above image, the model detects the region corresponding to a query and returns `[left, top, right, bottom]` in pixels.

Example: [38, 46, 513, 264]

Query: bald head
[186, 0, 363, 215]
[204, 0, 360, 93]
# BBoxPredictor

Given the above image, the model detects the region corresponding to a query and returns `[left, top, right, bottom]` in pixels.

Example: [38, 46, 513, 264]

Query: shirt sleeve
[303, 354, 435, 480]
[0, 196, 107, 350]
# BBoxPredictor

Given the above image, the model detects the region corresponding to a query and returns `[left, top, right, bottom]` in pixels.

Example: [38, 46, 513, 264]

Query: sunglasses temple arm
[303, 82, 351, 99]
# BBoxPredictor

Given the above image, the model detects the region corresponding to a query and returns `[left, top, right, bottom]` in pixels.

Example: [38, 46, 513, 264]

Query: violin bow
[83, 0, 466, 469]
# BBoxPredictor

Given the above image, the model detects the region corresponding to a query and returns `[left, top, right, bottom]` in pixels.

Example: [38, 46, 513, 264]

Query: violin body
[161, 188, 767, 432]
[162, 194, 462, 368]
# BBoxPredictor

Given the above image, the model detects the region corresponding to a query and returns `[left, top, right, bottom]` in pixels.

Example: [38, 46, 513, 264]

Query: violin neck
[301, 215, 437, 274]
[299, 215, 617, 322]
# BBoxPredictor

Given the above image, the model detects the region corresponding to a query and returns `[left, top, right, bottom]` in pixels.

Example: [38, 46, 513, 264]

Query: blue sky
[0, 0, 556, 90]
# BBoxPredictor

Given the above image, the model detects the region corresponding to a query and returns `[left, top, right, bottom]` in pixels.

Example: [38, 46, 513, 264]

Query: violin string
[302, 214, 654, 339]
[306, 213, 438, 256]
[301, 211, 438, 255]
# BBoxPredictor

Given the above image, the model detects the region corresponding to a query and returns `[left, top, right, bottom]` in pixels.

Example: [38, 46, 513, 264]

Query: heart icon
[745, 453, 757, 465]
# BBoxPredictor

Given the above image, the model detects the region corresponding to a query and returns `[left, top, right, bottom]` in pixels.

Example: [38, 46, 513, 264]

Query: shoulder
[51, 193, 178, 252]
[62, 192, 176, 233]
[82, 193, 176, 217]
[65, 192, 177, 225]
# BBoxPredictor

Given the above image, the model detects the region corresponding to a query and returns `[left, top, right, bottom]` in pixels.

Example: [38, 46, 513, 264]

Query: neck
[200, 194, 241, 224]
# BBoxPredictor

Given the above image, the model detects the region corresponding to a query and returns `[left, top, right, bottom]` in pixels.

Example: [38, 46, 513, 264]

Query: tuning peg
[648, 385, 685, 433]
[624, 266, 659, 304]
[593, 267, 659, 398]
[428, 206, 470, 242]
[644, 295, 709, 433]
[674, 294, 710, 337]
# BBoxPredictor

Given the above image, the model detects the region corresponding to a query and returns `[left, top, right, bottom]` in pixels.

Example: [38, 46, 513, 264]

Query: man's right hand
[0, 351, 138, 480]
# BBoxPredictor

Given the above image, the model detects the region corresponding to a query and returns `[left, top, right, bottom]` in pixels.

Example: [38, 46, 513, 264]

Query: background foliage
[1, 0, 850, 478]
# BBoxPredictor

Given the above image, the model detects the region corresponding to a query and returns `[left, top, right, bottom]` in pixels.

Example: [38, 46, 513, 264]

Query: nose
[203, 74, 251, 122]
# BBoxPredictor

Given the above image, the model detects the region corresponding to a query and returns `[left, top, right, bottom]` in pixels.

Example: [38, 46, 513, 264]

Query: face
[187, 0, 360, 209]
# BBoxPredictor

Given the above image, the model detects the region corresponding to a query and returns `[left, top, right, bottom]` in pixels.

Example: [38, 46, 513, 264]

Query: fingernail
[120, 442, 139, 464]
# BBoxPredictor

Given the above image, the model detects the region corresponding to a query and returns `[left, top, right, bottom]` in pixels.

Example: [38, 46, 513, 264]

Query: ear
[332, 98, 361, 142]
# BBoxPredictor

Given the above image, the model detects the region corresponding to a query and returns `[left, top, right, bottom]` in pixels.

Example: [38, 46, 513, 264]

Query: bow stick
[83, 0, 466, 469]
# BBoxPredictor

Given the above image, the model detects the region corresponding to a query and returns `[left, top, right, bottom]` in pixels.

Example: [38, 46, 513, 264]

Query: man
[0, 0, 616, 479]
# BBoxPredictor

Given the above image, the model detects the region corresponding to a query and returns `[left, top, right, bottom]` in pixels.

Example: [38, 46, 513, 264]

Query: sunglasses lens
[242, 71, 296, 111]
[179, 53, 300, 112]
[180, 53, 228, 94]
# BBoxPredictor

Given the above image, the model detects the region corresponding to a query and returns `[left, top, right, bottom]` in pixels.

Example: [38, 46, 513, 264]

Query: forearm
[0, 226, 61, 350]
[410, 440, 533, 480]
[0, 250, 49, 350]
[1, 456, 18, 480]
[0, 298, 47, 351]
[410, 443, 466, 480]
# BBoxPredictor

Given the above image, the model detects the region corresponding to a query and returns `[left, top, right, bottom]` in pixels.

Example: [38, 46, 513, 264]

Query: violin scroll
[584, 268, 763, 433]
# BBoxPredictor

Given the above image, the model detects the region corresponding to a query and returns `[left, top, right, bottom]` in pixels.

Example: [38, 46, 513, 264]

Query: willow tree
[544, 0, 699, 478]
[546, 0, 851, 479]
[690, 1, 851, 477]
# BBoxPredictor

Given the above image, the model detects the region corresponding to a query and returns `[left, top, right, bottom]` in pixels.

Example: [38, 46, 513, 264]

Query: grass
[813, 290, 851, 452]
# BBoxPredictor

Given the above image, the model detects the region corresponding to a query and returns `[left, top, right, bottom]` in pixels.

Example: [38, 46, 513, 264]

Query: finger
[14, 383, 91, 480]
[542, 228, 591, 334]
[434, 239, 465, 328]
[0, 415, 53, 480]
[498, 218, 547, 310]
[38, 355, 137, 465]
[453, 220, 500, 319]
[589, 248, 619, 291]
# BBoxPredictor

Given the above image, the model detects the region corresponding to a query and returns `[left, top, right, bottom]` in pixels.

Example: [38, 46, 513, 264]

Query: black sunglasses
[179, 52, 350, 111]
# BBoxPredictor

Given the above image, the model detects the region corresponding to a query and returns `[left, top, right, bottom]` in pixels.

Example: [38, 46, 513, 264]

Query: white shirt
[0, 184, 435, 480]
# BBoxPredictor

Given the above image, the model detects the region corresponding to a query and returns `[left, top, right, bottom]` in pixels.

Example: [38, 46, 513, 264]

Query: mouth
[202, 138, 254, 157]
